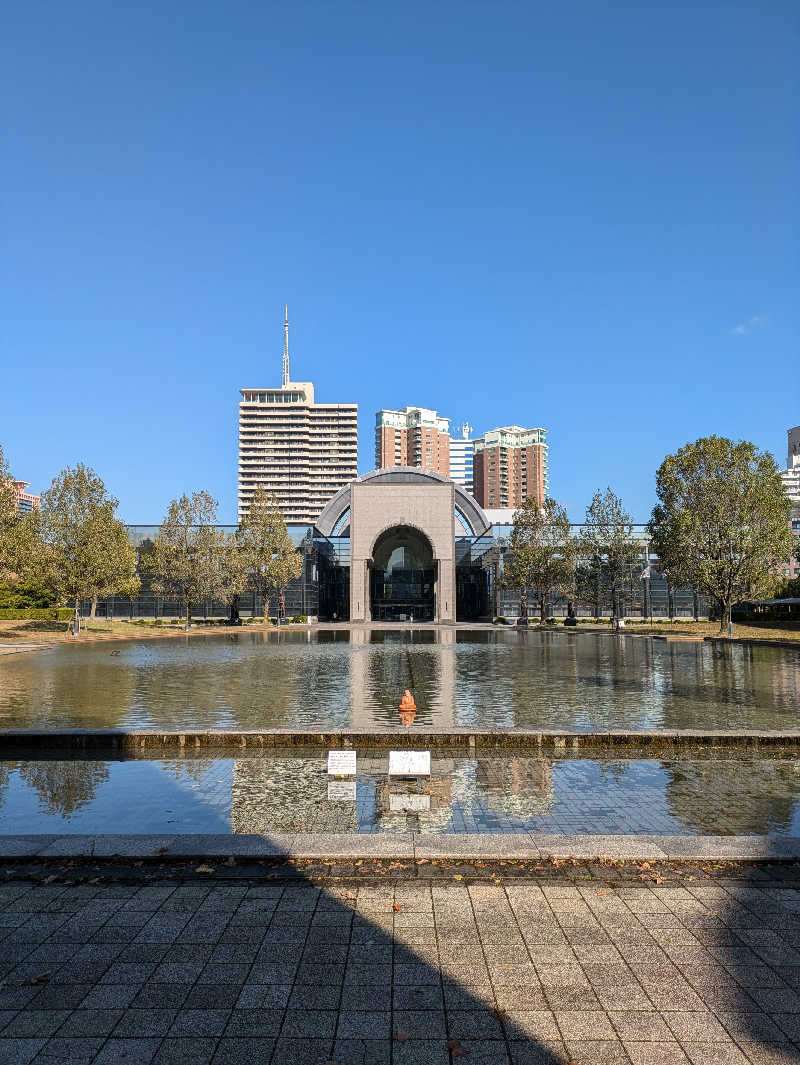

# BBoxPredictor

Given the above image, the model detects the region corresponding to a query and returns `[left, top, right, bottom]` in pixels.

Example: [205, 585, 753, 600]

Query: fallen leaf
[194, 865, 214, 874]
[393, 1028, 410, 1043]
[33, 972, 51, 984]
[447, 1039, 470, 1057]
[393, 903, 403, 912]
[452, 874, 463, 881]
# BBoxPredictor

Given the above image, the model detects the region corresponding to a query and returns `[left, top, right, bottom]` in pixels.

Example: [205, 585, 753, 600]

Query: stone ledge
[2, 727, 800, 751]
[1, 832, 798, 862]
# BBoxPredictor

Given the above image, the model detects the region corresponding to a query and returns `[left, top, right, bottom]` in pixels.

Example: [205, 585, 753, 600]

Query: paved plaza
[1, 866, 800, 1064]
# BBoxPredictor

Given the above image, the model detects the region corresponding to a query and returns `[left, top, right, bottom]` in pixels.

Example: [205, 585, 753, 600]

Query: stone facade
[349, 480, 457, 623]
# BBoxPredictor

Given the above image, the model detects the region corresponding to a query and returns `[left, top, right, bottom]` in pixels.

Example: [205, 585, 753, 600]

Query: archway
[370, 526, 435, 622]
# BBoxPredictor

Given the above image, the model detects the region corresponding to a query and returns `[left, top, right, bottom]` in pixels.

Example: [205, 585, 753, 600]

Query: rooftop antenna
[461, 420, 473, 439]
[282, 305, 290, 387]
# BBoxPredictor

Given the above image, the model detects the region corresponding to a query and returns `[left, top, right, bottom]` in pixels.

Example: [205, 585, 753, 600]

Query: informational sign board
[327, 750, 357, 776]
[327, 780, 357, 802]
[388, 750, 431, 777]
[389, 793, 431, 812]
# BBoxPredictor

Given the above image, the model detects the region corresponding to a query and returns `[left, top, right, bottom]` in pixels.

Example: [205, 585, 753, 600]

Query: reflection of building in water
[231, 757, 358, 834]
[473, 757, 554, 817]
[373, 761, 455, 832]
[348, 627, 456, 729]
[664, 758, 800, 835]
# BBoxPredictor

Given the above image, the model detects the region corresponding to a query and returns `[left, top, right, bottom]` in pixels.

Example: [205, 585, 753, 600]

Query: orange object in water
[399, 689, 417, 711]
[398, 706, 417, 728]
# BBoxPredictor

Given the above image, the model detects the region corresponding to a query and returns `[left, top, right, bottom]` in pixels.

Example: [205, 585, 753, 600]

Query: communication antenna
[282, 305, 290, 387]
[460, 421, 473, 439]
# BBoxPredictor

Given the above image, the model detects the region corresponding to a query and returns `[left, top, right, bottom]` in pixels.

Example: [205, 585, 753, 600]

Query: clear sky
[2, 1, 797, 524]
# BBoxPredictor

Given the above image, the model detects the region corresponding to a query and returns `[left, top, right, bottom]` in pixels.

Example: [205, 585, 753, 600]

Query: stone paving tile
[3, 873, 800, 1063]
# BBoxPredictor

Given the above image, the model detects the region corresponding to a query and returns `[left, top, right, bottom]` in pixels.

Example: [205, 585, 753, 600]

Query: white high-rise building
[450, 421, 475, 495]
[237, 310, 358, 524]
[781, 425, 800, 502]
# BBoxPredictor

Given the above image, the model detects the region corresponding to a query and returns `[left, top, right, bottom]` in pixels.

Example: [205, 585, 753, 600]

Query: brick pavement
[1, 870, 799, 1064]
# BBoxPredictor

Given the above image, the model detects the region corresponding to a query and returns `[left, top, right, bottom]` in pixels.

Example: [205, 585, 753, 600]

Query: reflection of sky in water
[2, 750, 800, 837]
[0, 630, 797, 731]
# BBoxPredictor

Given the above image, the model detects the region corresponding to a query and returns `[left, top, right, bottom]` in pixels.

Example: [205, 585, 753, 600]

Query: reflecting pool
[0, 629, 798, 732]
[2, 748, 800, 835]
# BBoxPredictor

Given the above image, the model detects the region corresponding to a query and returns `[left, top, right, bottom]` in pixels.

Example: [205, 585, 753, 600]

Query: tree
[31, 464, 137, 635]
[143, 490, 230, 630]
[502, 497, 576, 623]
[85, 506, 140, 622]
[649, 436, 795, 634]
[0, 443, 21, 583]
[581, 488, 640, 632]
[235, 487, 302, 621]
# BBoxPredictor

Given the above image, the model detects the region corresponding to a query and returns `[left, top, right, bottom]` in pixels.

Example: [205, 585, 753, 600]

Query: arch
[369, 524, 436, 622]
[368, 521, 440, 562]
[315, 466, 491, 537]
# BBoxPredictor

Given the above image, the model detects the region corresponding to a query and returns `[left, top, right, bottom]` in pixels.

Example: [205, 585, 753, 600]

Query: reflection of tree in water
[0, 651, 137, 730]
[664, 757, 800, 835]
[20, 760, 109, 816]
[0, 763, 9, 809]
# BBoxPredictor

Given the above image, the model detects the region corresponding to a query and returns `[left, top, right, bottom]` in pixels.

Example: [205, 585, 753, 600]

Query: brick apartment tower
[473, 426, 549, 509]
[375, 406, 451, 475]
[237, 309, 358, 524]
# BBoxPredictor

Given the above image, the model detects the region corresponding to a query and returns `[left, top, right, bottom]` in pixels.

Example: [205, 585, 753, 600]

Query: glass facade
[82, 522, 710, 622]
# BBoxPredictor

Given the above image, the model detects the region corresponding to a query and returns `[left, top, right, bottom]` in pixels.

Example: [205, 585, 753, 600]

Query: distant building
[473, 426, 548, 510]
[450, 422, 475, 495]
[237, 309, 358, 524]
[781, 426, 800, 580]
[13, 480, 40, 514]
[374, 406, 450, 475]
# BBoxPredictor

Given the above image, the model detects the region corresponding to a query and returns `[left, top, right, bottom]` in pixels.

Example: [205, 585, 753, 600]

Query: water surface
[1, 748, 799, 836]
[0, 629, 797, 732]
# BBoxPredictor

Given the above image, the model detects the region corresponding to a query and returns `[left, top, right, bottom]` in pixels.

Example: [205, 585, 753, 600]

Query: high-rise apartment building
[375, 406, 450, 475]
[12, 481, 40, 514]
[473, 426, 548, 510]
[237, 310, 358, 524]
[781, 426, 800, 503]
[449, 421, 475, 495]
[780, 426, 800, 580]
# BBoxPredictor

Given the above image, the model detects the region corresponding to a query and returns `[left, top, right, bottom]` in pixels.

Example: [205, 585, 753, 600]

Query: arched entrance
[370, 526, 435, 622]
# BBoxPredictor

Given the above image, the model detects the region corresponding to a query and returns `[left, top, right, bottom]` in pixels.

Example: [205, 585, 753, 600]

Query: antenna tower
[282, 305, 290, 387]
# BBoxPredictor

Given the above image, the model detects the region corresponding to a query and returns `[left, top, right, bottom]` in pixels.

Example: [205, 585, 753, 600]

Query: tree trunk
[539, 592, 547, 624]
[720, 600, 730, 636]
[73, 596, 80, 636]
[185, 601, 192, 631]
[90, 596, 98, 622]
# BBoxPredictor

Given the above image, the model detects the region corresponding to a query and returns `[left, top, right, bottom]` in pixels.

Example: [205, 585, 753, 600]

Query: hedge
[0, 607, 74, 621]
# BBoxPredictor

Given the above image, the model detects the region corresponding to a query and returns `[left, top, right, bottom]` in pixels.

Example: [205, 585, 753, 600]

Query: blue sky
[2, 1, 797, 524]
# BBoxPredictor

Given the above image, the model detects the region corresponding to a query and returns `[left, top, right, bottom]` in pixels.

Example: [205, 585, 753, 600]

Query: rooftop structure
[12, 480, 40, 514]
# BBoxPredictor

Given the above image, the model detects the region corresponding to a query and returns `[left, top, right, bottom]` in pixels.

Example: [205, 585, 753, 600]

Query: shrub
[0, 607, 73, 621]
[291, 615, 307, 624]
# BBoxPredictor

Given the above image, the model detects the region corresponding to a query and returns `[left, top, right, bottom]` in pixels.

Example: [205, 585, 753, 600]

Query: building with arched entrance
[315, 468, 493, 623]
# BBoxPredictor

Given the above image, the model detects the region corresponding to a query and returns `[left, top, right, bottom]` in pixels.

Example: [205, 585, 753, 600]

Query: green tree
[235, 487, 302, 620]
[581, 488, 640, 632]
[143, 490, 229, 630]
[0, 443, 21, 583]
[502, 497, 576, 623]
[31, 464, 137, 635]
[85, 506, 140, 621]
[649, 436, 795, 634]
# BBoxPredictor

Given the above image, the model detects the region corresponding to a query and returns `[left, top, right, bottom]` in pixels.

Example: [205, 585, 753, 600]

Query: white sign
[327, 750, 357, 776]
[389, 793, 430, 812]
[388, 750, 431, 777]
[327, 780, 357, 802]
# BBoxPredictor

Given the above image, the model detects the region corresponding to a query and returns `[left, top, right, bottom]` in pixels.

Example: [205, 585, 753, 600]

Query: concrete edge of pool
[0, 832, 798, 861]
[3, 727, 800, 750]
